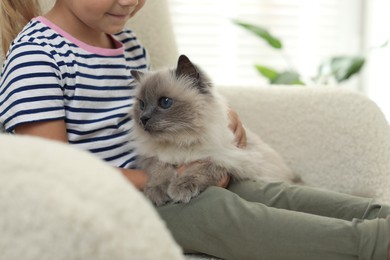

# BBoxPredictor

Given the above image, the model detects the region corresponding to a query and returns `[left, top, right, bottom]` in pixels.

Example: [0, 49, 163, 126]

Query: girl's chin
[104, 24, 127, 35]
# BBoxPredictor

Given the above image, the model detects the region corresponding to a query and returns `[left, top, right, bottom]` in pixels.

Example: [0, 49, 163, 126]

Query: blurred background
[169, 0, 390, 122]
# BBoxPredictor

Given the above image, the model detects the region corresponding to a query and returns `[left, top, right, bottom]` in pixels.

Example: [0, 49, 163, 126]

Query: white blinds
[169, 0, 363, 87]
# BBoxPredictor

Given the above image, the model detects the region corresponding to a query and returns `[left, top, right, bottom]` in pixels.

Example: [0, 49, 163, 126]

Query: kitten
[130, 55, 301, 206]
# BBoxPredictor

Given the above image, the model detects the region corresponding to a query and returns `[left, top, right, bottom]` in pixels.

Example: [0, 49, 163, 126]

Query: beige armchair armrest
[219, 86, 390, 203]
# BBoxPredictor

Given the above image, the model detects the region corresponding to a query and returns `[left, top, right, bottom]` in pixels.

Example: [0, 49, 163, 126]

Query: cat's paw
[167, 175, 205, 204]
[143, 185, 171, 206]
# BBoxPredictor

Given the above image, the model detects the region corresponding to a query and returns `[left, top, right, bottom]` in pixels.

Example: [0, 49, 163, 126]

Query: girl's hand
[217, 175, 231, 188]
[119, 168, 149, 190]
[228, 108, 247, 148]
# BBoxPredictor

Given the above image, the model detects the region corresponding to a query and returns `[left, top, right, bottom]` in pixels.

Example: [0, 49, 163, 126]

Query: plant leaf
[255, 65, 303, 85]
[233, 20, 282, 49]
[318, 56, 365, 83]
[272, 71, 304, 85]
[255, 65, 279, 81]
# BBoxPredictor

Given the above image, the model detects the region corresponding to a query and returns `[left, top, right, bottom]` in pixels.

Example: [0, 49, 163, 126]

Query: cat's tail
[211, 147, 295, 184]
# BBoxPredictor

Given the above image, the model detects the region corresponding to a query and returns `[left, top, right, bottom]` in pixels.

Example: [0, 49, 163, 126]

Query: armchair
[128, 0, 390, 203]
[0, 1, 389, 260]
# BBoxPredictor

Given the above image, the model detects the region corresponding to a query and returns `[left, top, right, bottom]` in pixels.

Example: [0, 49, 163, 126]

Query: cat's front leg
[168, 161, 228, 204]
[137, 157, 175, 206]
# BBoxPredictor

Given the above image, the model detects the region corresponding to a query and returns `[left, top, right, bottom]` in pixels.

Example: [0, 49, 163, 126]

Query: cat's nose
[140, 115, 150, 127]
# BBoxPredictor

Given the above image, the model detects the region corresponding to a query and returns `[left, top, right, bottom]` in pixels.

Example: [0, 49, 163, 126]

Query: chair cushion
[0, 134, 184, 260]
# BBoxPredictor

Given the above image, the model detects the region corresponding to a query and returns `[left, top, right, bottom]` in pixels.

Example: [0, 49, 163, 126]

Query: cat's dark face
[131, 55, 213, 141]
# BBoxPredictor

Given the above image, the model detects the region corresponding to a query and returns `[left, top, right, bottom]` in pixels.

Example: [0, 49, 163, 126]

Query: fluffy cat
[130, 55, 301, 206]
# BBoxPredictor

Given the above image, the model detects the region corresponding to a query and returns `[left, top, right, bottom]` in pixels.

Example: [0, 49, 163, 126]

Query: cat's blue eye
[138, 99, 145, 110]
[158, 97, 173, 109]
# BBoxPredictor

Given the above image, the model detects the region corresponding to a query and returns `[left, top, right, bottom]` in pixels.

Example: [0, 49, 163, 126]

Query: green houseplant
[233, 20, 366, 86]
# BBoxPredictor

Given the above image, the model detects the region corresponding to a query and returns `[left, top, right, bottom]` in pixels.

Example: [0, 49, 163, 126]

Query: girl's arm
[14, 109, 245, 191]
[14, 120, 149, 190]
[15, 120, 68, 142]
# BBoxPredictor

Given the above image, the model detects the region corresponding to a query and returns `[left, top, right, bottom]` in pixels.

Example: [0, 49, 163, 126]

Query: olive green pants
[157, 180, 390, 260]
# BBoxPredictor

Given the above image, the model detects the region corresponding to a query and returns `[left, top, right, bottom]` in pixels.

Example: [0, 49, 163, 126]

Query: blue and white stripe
[0, 18, 149, 169]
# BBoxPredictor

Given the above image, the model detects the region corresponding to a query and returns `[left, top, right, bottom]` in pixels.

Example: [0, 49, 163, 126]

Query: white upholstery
[1, 0, 389, 259]
[0, 135, 184, 260]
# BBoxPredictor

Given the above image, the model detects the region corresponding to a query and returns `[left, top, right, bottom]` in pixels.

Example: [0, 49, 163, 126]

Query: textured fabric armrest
[218, 86, 390, 203]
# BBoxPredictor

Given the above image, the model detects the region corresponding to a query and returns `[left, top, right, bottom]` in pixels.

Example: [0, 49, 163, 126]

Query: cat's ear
[176, 55, 199, 80]
[131, 70, 145, 82]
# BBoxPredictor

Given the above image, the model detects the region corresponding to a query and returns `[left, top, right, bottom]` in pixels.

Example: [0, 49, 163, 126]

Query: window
[170, 0, 390, 122]
[363, 0, 390, 122]
[170, 0, 363, 87]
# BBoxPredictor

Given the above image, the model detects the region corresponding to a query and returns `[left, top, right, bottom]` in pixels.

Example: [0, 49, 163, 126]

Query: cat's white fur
[133, 79, 295, 183]
[131, 55, 300, 205]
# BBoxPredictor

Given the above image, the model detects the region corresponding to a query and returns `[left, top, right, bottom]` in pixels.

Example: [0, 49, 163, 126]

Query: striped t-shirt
[0, 16, 149, 169]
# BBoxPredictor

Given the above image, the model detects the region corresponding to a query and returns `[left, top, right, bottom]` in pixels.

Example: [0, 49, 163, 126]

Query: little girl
[1, 1, 389, 259]
[0, 0, 153, 187]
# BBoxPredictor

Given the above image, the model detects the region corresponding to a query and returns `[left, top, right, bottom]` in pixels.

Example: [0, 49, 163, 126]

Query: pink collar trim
[35, 16, 124, 56]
